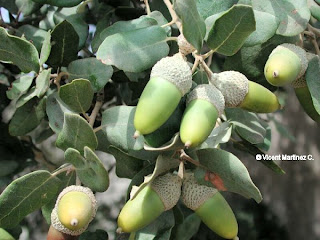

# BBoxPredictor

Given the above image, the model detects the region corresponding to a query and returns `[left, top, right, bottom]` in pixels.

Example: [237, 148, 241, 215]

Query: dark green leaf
[135, 210, 175, 240]
[306, 55, 320, 114]
[0, 0, 18, 13]
[97, 26, 169, 72]
[206, 4, 256, 56]
[196, 0, 237, 19]
[101, 106, 144, 152]
[196, 148, 262, 203]
[53, 9, 88, 49]
[0, 27, 40, 73]
[67, 58, 113, 92]
[0, 170, 61, 228]
[56, 113, 98, 154]
[174, 0, 206, 52]
[65, 147, 109, 192]
[174, 213, 201, 240]
[79, 229, 109, 240]
[31, 0, 83, 7]
[0, 160, 19, 177]
[59, 79, 94, 113]
[108, 146, 144, 179]
[6, 74, 34, 100]
[9, 97, 46, 136]
[46, 92, 74, 133]
[47, 20, 79, 67]
[226, 108, 266, 144]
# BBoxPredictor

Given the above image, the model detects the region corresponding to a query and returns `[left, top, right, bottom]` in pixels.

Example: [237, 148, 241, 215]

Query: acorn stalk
[117, 173, 182, 233]
[180, 84, 225, 148]
[210, 71, 281, 113]
[51, 186, 97, 236]
[182, 173, 238, 239]
[134, 54, 192, 136]
[264, 43, 307, 86]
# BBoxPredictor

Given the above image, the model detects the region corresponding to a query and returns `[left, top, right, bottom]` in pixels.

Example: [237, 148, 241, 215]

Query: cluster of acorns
[133, 40, 281, 149]
[118, 173, 238, 240]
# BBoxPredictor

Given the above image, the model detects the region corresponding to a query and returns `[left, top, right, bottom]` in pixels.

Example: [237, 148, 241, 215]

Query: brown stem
[142, 0, 151, 15]
[53, 71, 69, 90]
[89, 90, 104, 127]
[308, 23, 320, 38]
[179, 149, 202, 167]
[163, 0, 182, 31]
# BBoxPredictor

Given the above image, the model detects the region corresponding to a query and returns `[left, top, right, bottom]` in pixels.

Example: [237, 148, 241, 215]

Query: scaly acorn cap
[51, 185, 97, 236]
[187, 84, 225, 116]
[151, 173, 182, 210]
[177, 34, 196, 56]
[182, 173, 218, 211]
[118, 173, 182, 233]
[271, 43, 308, 79]
[210, 71, 249, 107]
[150, 53, 192, 96]
[292, 52, 317, 89]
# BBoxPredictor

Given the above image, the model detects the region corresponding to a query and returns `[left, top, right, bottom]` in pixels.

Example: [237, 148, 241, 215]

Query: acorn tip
[184, 141, 192, 149]
[133, 131, 140, 139]
[116, 227, 123, 234]
[272, 70, 279, 78]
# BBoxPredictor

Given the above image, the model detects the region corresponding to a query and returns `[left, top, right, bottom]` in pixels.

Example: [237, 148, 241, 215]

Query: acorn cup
[47, 225, 78, 240]
[134, 54, 192, 137]
[210, 71, 281, 113]
[182, 173, 238, 240]
[51, 185, 97, 236]
[264, 43, 308, 86]
[117, 173, 182, 233]
[177, 34, 196, 56]
[179, 84, 225, 148]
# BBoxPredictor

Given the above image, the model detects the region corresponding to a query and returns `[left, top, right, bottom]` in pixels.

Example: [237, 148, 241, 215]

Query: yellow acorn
[51, 185, 97, 236]
[117, 173, 182, 233]
[134, 54, 192, 137]
[264, 43, 308, 86]
[180, 84, 225, 148]
[182, 173, 238, 239]
[210, 71, 281, 113]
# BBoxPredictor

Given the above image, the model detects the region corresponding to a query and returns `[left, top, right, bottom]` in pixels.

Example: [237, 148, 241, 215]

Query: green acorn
[117, 173, 182, 233]
[180, 84, 225, 148]
[210, 71, 281, 113]
[134, 54, 192, 137]
[182, 174, 238, 240]
[51, 186, 97, 236]
[264, 43, 308, 86]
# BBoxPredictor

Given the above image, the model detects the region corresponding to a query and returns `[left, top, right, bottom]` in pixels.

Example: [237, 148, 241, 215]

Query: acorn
[182, 173, 238, 239]
[117, 173, 182, 233]
[134, 54, 192, 137]
[177, 34, 196, 56]
[264, 43, 308, 86]
[47, 225, 78, 240]
[180, 84, 225, 148]
[210, 71, 281, 113]
[51, 185, 97, 236]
